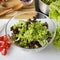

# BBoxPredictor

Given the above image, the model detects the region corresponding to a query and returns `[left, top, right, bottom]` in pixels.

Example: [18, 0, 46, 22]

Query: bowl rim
[18, 0, 33, 5]
[5, 11, 56, 51]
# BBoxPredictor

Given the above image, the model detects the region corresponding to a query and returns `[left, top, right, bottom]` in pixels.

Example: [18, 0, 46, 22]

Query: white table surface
[0, 19, 60, 60]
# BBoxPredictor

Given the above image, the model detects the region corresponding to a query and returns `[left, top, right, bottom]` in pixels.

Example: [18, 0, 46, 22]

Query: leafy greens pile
[53, 27, 60, 50]
[11, 20, 53, 49]
[49, 0, 60, 22]
[42, 0, 56, 5]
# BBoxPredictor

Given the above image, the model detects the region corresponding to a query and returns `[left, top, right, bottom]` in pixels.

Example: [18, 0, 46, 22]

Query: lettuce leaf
[53, 27, 60, 50]
[49, 0, 60, 22]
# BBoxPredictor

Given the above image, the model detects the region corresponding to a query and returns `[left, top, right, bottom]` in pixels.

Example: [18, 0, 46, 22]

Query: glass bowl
[5, 11, 56, 52]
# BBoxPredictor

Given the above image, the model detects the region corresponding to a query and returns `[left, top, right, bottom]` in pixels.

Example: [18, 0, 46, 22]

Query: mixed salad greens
[42, 0, 56, 5]
[49, 0, 60, 22]
[53, 27, 60, 50]
[49, 0, 60, 49]
[10, 18, 53, 49]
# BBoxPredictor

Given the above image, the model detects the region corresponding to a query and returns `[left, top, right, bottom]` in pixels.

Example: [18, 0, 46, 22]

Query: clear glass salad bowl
[5, 11, 56, 52]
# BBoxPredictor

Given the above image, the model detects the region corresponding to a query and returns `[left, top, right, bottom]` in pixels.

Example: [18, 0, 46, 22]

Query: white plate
[0, 19, 60, 60]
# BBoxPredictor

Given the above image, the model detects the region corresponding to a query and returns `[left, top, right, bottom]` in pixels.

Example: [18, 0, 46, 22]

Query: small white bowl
[19, 0, 33, 5]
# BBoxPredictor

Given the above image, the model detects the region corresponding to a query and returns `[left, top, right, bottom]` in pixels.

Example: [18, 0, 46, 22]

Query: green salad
[53, 27, 60, 50]
[10, 18, 53, 49]
[49, 0, 60, 22]
[42, 0, 56, 5]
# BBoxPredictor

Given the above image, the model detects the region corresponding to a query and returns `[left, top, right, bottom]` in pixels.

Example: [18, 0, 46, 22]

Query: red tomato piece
[1, 48, 7, 56]
[4, 43, 10, 49]
[0, 41, 5, 46]
[0, 36, 3, 41]
[6, 40, 11, 45]
[3, 35, 8, 41]
[0, 41, 5, 52]
[5, 44, 10, 49]
[0, 46, 3, 52]
[0, 35, 11, 56]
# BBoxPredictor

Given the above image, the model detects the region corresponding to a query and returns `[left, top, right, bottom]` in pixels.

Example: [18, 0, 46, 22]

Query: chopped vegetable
[1, 48, 7, 56]
[0, 35, 11, 56]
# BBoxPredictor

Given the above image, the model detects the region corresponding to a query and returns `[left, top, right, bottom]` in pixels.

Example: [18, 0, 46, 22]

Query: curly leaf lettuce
[49, 0, 60, 22]
[42, 0, 56, 5]
[53, 27, 60, 50]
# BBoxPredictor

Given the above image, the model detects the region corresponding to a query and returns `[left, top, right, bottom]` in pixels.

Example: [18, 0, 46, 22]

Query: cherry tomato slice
[0, 41, 5, 52]
[0, 41, 5, 46]
[0, 36, 3, 41]
[0, 35, 7, 41]
[0, 35, 11, 56]
[4, 43, 10, 49]
[3, 35, 8, 41]
[1, 48, 7, 56]
[6, 40, 11, 44]
[0, 46, 3, 52]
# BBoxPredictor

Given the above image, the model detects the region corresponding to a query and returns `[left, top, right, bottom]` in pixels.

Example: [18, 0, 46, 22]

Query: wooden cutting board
[0, 0, 35, 19]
